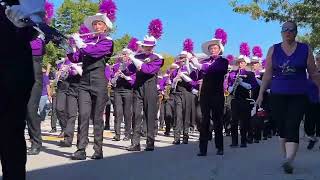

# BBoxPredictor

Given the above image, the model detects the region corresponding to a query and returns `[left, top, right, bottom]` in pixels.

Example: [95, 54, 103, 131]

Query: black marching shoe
[197, 152, 207, 156]
[230, 143, 238, 148]
[263, 137, 268, 140]
[254, 139, 260, 143]
[240, 143, 247, 148]
[282, 161, 293, 174]
[91, 152, 103, 160]
[172, 140, 180, 145]
[59, 140, 72, 147]
[104, 126, 110, 130]
[27, 147, 41, 155]
[307, 140, 317, 150]
[216, 149, 224, 155]
[112, 135, 120, 141]
[127, 145, 141, 151]
[71, 150, 86, 160]
[182, 136, 189, 144]
[144, 145, 155, 151]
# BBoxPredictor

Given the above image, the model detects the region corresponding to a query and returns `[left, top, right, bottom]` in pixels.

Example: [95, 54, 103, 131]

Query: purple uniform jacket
[68, 34, 113, 63]
[133, 53, 164, 86]
[197, 56, 229, 95]
[111, 61, 136, 87]
[30, 38, 45, 56]
[105, 64, 112, 81]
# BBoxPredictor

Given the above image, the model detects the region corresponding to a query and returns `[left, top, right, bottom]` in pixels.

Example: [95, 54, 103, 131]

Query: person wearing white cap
[127, 35, 164, 152]
[170, 51, 198, 145]
[67, 12, 114, 160]
[191, 29, 229, 156]
[110, 48, 136, 141]
[227, 43, 258, 148]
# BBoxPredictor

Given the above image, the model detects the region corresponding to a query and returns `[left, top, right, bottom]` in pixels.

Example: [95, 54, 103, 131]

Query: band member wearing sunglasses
[256, 21, 320, 174]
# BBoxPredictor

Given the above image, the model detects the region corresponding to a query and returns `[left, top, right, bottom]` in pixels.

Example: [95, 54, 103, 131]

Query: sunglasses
[281, 27, 297, 33]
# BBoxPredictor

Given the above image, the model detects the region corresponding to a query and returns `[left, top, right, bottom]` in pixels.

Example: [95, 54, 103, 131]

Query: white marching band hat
[84, 13, 113, 32]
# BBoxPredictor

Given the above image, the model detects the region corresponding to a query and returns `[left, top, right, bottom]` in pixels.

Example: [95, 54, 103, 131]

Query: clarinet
[232, 70, 247, 96]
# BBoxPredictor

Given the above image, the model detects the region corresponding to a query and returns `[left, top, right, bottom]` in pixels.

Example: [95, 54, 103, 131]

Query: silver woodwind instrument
[231, 71, 247, 96]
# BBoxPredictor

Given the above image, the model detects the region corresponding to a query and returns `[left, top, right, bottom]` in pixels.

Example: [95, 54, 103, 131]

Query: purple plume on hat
[226, 54, 234, 64]
[214, 28, 227, 46]
[240, 42, 250, 57]
[148, 19, 163, 39]
[45, 1, 54, 24]
[183, 38, 194, 53]
[79, 24, 90, 34]
[127, 37, 139, 52]
[252, 46, 263, 58]
[99, 0, 117, 22]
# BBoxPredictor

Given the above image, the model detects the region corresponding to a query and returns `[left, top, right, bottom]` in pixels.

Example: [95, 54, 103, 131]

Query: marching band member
[59, 57, 82, 147]
[171, 51, 198, 145]
[67, 4, 115, 159]
[228, 43, 257, 148]
[1, 0, 45, 178]
[111, 48, 136, 141]
[26, 0, 53, 156]
[127, 22, 164, 151]
[191, 28, 229, 156]
[26, 34, 46, 156]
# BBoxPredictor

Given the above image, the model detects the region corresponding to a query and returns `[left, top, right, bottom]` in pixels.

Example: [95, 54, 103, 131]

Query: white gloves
[123, 75, 132, 81]
[266, 89, 271, 94]
[180, 72, 192, 82]
[71, 63, 83, 76]
[191, 89, 199, 95]
[129, 54, 143, 68]
[191, 57, 202, 70]
[157, 84, 160, 90]
[72, 33, 87, 49]
[5, 0, 45, 28]
[239, 81, 252, 90]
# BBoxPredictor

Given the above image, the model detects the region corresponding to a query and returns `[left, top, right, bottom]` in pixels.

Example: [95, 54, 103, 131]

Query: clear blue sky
[52, 0, 285, 57]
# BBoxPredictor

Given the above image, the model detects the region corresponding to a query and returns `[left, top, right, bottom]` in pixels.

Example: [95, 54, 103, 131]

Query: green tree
[229, 0, 320, 53]
[161, 54, 175, 73]
[43, 42, 65, 67]
[54, 0, 98, 35]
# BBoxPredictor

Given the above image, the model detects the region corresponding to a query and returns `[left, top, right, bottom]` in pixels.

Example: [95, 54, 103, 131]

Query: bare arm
[258, 46, 274, 96]
[307, 45, 320, 90]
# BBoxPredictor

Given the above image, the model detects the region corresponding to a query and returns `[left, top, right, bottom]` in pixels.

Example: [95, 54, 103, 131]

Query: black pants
[63, 93, 78, 143]
[159, 101, 165, 129]
[304, 102, 320, 137]
[173, 90, 193, 140]
[50, 94, 58, 130]
[0, 58, 34, 180]
[26, 56, 43, 149]
[56, 90, 68, 132]
[77, 88, 108, 153]
[113, 88, 133, 137]
[231, 98, 251, 145]
[132, 78, 158, 147]
[164, 94, 175, 133]
[199, 94, 225, 153]
[271, 94, 307, 143]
